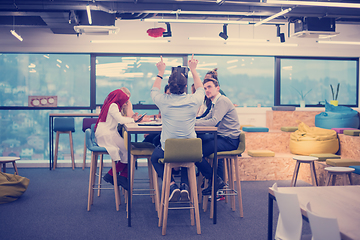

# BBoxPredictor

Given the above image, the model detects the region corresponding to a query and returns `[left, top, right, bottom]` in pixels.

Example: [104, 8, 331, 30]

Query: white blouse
[95, 103, 134, 163]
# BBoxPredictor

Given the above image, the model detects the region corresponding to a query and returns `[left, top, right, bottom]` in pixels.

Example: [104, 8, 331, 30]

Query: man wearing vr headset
[150, 55, 205, 202]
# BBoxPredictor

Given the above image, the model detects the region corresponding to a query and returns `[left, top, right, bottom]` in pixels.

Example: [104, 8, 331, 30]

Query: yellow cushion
[343, 130, 360, 136]
[247, 150, 275, 157]
[281, 126, 298, 132]
[309, 153, 341, 161]
[326, 158, 360, 167]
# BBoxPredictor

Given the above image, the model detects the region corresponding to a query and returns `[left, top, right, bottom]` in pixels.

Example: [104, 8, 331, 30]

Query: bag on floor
[0, 172, 30, 204]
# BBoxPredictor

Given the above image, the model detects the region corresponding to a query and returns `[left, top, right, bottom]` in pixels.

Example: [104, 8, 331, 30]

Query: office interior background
[0, 0, 360, 165]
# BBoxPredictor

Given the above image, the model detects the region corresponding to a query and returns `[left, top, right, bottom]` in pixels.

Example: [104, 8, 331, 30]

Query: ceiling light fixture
[86, 5, 92, 25]
[162, 23, 172, 37]
[10, 16, 23, 42]
[254, 8, 292, 26]
[142, 10, 273, 16]
[216, 0, 225, 6]
[317, 40, 360, 45]
[142, 18, 249, 25]
[225, 42, 298, 47]
[219, 24, 228, 40]
[277, 25, 285, 43]
[74, 25, 119, 35]
[188, 37, 268, 42]
[90, 40, 170, 43]
[10, 30, 23, 42]
[266, 0, 360, 9]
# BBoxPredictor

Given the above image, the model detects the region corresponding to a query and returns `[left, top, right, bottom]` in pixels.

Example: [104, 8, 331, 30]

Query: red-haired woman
[95, 88, 140, 190]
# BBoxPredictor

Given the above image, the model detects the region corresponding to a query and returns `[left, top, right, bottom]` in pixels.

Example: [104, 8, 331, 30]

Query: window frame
[275, 56, 359, 107]
[0, 52, 92, 110]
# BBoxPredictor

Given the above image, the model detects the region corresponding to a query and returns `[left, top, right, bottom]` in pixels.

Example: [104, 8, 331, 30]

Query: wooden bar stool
[291, 156, 319, 187]
[82, 117, 98, 170]
[158, 138, 202, 235]
[325, 167, 355, 186]
[121, 126, 159, 216]
[85, 126, 122, 211]
[53, 117, 75, 170]
[0, 156, 20, 175]
[203, 133, 245, 218]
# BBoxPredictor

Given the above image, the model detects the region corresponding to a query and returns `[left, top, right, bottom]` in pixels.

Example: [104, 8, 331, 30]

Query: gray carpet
[0, 167, 311, 240]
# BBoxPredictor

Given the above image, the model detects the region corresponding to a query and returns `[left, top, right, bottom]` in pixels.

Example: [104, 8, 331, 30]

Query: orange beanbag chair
[290, 122, 339, 155]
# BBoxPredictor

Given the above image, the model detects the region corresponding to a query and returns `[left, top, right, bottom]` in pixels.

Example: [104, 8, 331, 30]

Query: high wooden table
[49, 113, 99, 170]
[124, 122, 218, 227]
[268, 185, 360, 240]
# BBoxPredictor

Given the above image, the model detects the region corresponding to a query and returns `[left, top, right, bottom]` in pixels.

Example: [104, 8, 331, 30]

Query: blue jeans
[151, 145, 189, 185]
[195, 134, 239, 180]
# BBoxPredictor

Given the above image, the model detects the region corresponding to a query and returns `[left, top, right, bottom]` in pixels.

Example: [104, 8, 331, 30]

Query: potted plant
[330, 83, 340, 106]
[293, 87, 312, 108]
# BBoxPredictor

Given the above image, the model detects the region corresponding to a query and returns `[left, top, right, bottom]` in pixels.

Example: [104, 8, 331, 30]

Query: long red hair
[95, 89, 129, 128]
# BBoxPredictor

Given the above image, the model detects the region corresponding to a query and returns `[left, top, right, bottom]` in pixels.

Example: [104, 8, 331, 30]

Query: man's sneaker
[169, 183, 180, 202]
[202, 176, 226, 196]
[208, 194, 226, 202]
[180, 183, 190, 202]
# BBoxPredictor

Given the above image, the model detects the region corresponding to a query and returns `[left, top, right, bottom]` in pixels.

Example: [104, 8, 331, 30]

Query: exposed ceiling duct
[0, 0, 360, 36]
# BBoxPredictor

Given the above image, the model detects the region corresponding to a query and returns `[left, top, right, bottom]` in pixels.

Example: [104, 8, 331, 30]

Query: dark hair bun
[168, 70, 187, 94]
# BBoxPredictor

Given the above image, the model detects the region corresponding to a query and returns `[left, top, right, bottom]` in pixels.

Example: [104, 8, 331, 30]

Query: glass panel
[280, 58, 358, 106]
[96, 56, 183, 105]
[192, 55, 274, 107]
[0, 53, 90, 107]
[0, 109, 95, 161]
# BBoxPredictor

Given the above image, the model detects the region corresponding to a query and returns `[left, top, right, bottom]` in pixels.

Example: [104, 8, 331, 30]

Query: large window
[0, 53, 91, 161]
[280, 58, 358, 106]
[95, 55, 184, 106]
[193, 55, 274, 107]
[0, 53, 90, 107]
[0, 53, 359, 162]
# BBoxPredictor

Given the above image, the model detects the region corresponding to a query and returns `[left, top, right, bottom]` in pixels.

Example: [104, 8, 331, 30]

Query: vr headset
[171, 66, 189, 80]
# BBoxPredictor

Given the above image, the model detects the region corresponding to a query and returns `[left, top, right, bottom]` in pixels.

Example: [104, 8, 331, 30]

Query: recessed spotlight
[219, 24, 228, 40]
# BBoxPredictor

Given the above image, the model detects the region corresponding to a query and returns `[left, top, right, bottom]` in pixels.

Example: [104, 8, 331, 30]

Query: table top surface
[124, 122, 217, 133]
[0, 156, 20, 162]
[49, 113, 99, 117]
[269, 185, 360, 240]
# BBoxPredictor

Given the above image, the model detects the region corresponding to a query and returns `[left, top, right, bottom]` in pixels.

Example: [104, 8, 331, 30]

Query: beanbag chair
[315, 101, 359, 129]
[290, 122, 339, 155]
[0, 172, 30, 204]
